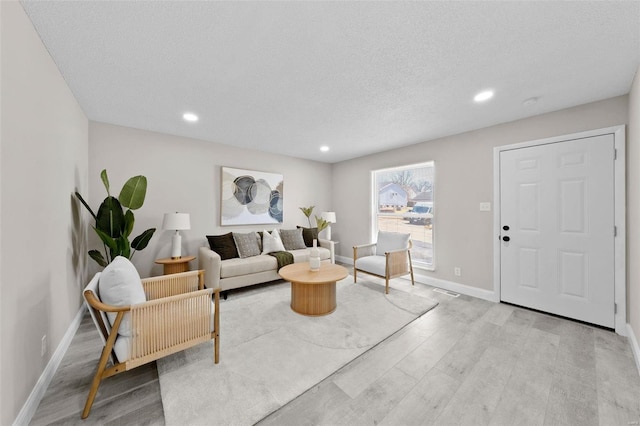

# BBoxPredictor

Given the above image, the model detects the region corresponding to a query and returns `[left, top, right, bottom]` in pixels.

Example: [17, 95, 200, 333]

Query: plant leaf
[299, 206, 314, 218]
[88, 250, 107, 267]
[119, 176, 147, 210]
[100, 169, 110, 196]
[74, 192, 97, 221]
[117, 236, 131, 259]
[315, 216, 329, 232]
[123, 210, 135, 238]
[94, 226, 117, 251]
[131, 228, 156, 251]
[96, 196, 125, 238]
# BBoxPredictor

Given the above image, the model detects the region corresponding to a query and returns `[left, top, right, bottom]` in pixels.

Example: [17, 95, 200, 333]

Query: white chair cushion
[375, 231, 410, 256]
[99, 256, 146, 337]
[262, 229, 286, 254]
[356, 255, 387, 277]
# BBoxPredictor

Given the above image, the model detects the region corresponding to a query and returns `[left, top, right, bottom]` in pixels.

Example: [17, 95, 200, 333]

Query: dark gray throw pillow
[297, 226, 318, 247]
[206, 233, 239, 260]
[280, 228, 307, 250]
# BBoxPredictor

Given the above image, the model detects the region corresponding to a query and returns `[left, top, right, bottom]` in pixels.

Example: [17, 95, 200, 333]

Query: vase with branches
[299, 205, 329, 233]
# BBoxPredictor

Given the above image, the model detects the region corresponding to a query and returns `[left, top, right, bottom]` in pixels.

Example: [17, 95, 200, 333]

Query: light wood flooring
[31, 277, 640, 425]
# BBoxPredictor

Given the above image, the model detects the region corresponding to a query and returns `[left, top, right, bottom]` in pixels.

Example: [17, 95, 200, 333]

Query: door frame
[492, 125, 626, 335]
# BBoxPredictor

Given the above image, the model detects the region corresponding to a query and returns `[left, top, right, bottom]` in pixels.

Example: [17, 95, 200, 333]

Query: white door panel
[500, 135, 615, 328]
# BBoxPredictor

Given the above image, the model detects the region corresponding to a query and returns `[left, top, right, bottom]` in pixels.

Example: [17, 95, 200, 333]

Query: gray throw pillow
[233, 232, 261, 258]
[280, 228, 307, 250]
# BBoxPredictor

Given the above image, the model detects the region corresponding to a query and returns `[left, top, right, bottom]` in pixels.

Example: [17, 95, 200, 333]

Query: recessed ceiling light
[320, 146, 330, 152]
[183, 112, 198, 122]
[474, 90, 494, 103]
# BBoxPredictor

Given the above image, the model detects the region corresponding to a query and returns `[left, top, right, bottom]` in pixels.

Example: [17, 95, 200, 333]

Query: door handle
[503, 225, 510, 231]
[502, 236, 510, 242]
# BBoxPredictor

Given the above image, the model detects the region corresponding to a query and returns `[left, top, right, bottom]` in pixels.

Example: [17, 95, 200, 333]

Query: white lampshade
[162, 213, 191, 231]
[321, 212, 336, 223]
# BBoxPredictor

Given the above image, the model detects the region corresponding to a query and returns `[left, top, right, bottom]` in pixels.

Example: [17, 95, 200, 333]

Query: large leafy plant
[75, 170, 156, 267]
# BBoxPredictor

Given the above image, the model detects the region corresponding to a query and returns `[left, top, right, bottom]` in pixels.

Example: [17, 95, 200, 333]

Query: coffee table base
[290, 280, 337, 316]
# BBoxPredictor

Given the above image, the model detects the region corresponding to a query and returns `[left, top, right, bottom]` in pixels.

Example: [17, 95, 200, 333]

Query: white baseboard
[410, 274, 499, 302]
[627, 323, 640, 378]
[337, 255, 499, 303]
[13, 305, 86, 426]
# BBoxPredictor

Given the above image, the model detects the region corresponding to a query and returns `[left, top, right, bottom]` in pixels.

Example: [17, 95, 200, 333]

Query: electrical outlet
[454, 267, 461, 276]
[479, 202, 491, 211]
[41, 335, 47, 357]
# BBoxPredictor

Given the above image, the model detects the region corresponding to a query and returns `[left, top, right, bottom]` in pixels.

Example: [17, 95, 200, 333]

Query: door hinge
[614, 226, 617, 237]
[614, 149, 617, 160]
[615, 303, 618, 314]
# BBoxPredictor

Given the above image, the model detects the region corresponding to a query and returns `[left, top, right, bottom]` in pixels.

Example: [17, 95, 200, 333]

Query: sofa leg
[222, 291, 228, 300]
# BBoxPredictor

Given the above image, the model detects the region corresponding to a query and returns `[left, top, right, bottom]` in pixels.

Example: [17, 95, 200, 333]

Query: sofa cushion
[99, 256, 146, 337]
[375, 231, 410, 256]
[233, 232, 261, 258]
[262, 229, 286, 254]
[356, 255, 387, 276]
[280, 228, 307, 250]
[297, 226, 318, 247]
[206, 233, 239, 260]
[288, 247, 331, 263]
[220, 255, 278, 278]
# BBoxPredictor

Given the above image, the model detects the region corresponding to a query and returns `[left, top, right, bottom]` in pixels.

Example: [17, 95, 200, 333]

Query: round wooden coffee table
[279, 262, 349, 316]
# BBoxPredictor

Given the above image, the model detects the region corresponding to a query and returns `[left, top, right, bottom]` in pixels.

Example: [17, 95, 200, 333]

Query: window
[373, 162, 434, 268]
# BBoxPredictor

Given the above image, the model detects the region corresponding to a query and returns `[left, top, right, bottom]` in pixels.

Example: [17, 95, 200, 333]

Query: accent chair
[353, 231, 415, 294]
[81, 256, 219, 419]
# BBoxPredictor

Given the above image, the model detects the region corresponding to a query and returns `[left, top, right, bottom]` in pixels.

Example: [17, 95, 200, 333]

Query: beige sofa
[199, 239, 335, 292]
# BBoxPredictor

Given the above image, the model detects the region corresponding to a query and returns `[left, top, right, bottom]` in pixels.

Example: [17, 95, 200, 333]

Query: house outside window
[372, 162, 434, 269]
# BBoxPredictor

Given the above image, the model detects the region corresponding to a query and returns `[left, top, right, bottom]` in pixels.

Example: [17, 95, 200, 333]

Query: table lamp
[321, 211, 336, 240]
[162, 212, 191, 259]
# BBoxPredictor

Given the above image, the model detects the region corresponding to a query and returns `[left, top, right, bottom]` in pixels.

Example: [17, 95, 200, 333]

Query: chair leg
[214, 291, 220, 364]
[385, 277, 390, 294]
[353, 247, 357, 283]
[82, 345, 112, 418]
[408, 251, 415, 286]
[214, 331, 220, 364]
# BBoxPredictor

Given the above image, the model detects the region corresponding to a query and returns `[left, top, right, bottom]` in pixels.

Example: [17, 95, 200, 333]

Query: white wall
[332, 96, 628, 293]
[88, 122, 333, 278]
[628, 66, 640, 346]
[0, 2, 89, 424]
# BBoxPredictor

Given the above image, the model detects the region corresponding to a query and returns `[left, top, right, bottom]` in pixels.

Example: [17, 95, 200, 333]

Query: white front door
[499, 134, 615, 328]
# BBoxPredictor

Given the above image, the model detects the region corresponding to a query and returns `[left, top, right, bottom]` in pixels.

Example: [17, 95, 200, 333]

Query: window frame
[371, 161, 435, 271]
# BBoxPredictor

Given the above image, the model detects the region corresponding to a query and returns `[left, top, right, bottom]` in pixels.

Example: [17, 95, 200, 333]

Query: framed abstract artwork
[221, 167, 284, 225]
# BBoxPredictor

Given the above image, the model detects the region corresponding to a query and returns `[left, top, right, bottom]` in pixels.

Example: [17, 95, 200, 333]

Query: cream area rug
[157, 276, 438, 426]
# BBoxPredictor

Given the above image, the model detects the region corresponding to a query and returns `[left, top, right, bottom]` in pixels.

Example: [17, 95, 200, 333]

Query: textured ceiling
[20, 1, 640, 163]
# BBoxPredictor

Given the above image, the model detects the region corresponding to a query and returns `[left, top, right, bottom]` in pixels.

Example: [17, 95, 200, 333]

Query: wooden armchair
[353, 231, 415, 294]
[82, 268, 219, 419]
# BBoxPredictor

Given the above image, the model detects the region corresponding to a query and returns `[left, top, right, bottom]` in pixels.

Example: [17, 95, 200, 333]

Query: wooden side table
[155, 255, 196, 275]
